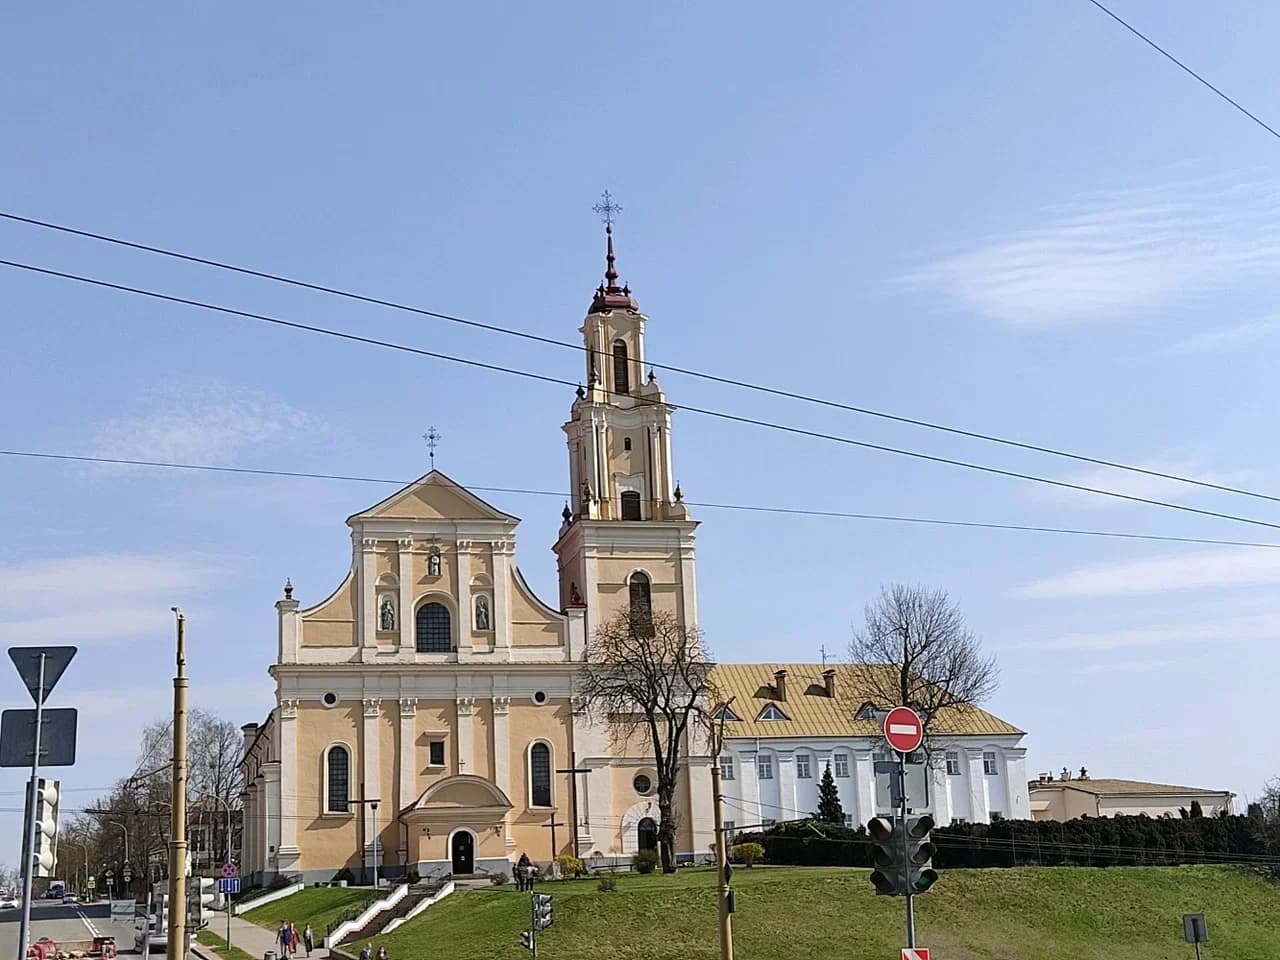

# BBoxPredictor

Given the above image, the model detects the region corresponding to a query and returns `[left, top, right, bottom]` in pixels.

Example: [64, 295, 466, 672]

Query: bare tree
[848, 584, 998, 738]
[578, 608, 711, 874]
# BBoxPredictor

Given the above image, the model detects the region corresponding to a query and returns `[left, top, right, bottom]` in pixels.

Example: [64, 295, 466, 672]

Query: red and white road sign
[883, 706, 924, 754]
[901, 949, 930, 960]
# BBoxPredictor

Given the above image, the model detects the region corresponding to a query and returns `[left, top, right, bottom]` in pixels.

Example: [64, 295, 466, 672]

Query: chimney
[822, 668, 836, 699]
[774, 669, 788, 702]
[1079, 766, 1089, 781]
[241, 722, 260, 758]
[1061, 766, 1071, 781]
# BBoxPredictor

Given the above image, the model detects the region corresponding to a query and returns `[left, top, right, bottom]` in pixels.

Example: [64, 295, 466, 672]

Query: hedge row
[734, 813, 1277, 870]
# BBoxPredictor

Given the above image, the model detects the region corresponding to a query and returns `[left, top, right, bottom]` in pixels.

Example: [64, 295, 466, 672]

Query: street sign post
[883, 707, 924, 755]
[220, 863, 240, 950]
[221, 862, 238, 879]
[1183, 913, 1207, 960]
[902, 949, 931, 960]
[0, 710, 78, 767]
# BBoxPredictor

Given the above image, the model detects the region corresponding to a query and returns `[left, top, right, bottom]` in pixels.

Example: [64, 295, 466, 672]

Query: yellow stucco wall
[296, 703, 361, 871]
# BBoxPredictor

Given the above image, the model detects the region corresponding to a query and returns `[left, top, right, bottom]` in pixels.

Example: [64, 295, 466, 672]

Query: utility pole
[900, 757, 915, 949]
[708, 696, 735, 960]
[166, 609, 188, 960]
[16, 652, 47, 960]
[554, 753, 592, 860]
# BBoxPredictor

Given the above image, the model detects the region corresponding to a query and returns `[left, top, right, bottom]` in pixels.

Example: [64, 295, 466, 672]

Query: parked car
[0, 897, 17, 909]
[63, 893, 78, 904]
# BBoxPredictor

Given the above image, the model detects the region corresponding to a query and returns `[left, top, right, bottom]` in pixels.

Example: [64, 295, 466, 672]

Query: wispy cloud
[1077, 657, 1175, 674]
[1165, 314, 1280, 356]
[1020, 612, 1280, 651]
[1021, 546, 1280, 599]
[0, 553, 225, 644]
[88, 378, 325, 468]
[898, 174, 1280, 326]
[1034, 459, 1254, 510]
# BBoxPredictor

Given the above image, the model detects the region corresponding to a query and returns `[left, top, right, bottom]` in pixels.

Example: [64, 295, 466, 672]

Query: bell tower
[554, 198, 698, 641]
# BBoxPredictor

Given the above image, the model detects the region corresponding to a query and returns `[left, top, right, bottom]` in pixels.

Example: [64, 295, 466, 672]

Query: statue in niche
[475, 595, 491, 631]
[569, 582, 583, 606]
[378, 595, 397, 632]
[428, 549, 442, 577]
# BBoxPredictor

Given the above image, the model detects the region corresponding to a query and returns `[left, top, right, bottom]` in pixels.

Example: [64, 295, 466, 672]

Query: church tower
[554, 215, 699, 643]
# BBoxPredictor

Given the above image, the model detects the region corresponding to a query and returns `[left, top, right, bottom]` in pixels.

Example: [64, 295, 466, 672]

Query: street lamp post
[75, 842, 90, 899]
[107, 822, 130, 877]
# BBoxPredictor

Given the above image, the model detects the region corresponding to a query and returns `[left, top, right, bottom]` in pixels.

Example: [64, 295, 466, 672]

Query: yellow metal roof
[1036, 778, 1230, 797]
[708, 662, 1023, 740]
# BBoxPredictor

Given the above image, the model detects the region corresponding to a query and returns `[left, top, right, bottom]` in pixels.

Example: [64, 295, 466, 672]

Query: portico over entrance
[403, 775, 513, 875]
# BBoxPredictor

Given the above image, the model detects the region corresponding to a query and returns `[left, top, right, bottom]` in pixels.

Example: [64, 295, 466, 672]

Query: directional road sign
[0, 709, 78, 766]
[883, 706, 924, 754]
[217, 878, 240, 895]
[8, 647, 77, 705]
[901, 949, 930, 960]
[221, 862, 238, 879]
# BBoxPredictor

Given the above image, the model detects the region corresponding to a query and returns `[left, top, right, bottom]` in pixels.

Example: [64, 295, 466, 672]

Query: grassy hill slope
[243, 885, 376, 935]
[351, 865, 1277, 960]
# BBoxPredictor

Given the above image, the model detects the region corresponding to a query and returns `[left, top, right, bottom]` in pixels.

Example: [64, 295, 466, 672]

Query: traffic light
[533, 893, 553, 930]
[867, 816, 905, 896]
[905, 815, 939, 894]
[27, 778, 60, 879]
[188, 876, 215, 927]
[519, 930, 534, 951]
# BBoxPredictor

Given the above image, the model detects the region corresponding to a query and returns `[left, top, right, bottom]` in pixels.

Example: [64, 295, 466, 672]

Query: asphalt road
[0, 900, 142, 957]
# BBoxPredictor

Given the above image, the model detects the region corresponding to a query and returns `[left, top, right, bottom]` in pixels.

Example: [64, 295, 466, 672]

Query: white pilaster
[455, 697, 475, 774]
[855, 750, 876, 823]
[493, 542, 512, 655]
[739, 749, 760, 824]
[360, 539, 377, 648]
[398, 539, 414, 652]
[966, 749, 988, 823]
[457, 541, 473, 659]
[263, 764, 281, 872]
[1005, 748, 1029, 819]
[397, 697, 417, 861]
[776, 751, 797, 822]
[492, 697, 513, 847]
[276, 700, 299, 865]
[362, 698, 381, 852]
[276, 599, 300, 664]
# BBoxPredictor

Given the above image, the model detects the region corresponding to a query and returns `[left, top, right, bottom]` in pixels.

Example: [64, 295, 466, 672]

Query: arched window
[325, 745, 350, 813]
[530, 742, 552, 807]
[620, 490, 642, 521]
[415, 602, 452, 652]
[612, 339, 630, 395]
[637, 817, 658, 851]
[628, 571, 653, 633]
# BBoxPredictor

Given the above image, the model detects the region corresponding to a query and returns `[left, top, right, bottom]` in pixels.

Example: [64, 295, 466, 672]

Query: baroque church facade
[238, 227, 715, 883]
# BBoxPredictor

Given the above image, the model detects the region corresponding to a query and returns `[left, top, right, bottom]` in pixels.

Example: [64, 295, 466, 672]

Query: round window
[633, 773, 653, 795]
[322, 692, 338, 707]
[532, 691, 548, 705]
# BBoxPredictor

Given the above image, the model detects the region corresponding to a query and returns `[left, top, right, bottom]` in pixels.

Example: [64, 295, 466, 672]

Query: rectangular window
[983, 751, 998, 776]
[796, 755, 812, 779]
[428, 740, 446, 767]
[843, 814, 854, 828]
[953, 817, 967, 825]
[834, 753, 850, 778]
[719, 756, 735, 781]
[762, 818, 776, 828]
[946, 752, 961, 776]
[757, 755, 773, 780]
[723, 820, 735, 838]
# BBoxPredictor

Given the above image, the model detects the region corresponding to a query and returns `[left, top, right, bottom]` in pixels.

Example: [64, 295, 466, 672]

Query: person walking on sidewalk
[376, 946, 388, 960]
[303, 924, 314, 956]
[359, 945, 371, 960]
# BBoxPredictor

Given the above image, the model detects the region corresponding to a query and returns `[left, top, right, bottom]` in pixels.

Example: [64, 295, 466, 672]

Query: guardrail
[232, 882, 304, 916]
[324, 884, 409, 947]
[381, 882, 454, 935]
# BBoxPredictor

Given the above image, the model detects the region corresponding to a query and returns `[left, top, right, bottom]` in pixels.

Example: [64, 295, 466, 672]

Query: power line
[7, 257, 1280, 535]
[4, 447, 1279, 550]
[3, 209, 1278, 507]
[1084, 0, 1280, 141]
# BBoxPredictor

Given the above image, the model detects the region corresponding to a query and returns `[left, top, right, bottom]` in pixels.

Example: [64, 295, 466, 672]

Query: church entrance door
[637, 816, 658, 852]
[451, 830, 475, 875]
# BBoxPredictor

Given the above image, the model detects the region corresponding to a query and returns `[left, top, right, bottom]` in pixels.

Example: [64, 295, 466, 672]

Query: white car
[0, 897, 17, 909]
[62, 894, 78, 905]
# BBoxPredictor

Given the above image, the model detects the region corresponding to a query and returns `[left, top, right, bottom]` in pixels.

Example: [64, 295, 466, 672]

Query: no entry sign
[883, 706, 924, 754]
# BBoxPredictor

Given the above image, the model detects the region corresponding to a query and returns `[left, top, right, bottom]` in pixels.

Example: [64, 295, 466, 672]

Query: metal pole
[900, 755, 915, 949]
[568, 753, 580, 860]
[710, 759, 734, 960]
[166, 609, 189, 959]
[1194, 942, 1201, 960]
[371, 802, 379, 887]
[529, 892, 537, 959]
[17, 652, 47, 960]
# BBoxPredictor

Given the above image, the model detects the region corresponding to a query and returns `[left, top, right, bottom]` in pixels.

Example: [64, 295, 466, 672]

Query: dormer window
[855, 701, 879, 721]
[712, 704, 741, 722]
[757, 703, 789, 721]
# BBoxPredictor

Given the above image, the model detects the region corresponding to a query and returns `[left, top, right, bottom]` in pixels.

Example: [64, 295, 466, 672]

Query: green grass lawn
[242, 886, 379, 936]
[348, 865, 1280, 960]
[196, 929, 258, 960]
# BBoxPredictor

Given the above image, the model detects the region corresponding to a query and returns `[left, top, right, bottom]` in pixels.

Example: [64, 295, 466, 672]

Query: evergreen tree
[816, 764, 845, 824]
[1189, 799, 1204, 818]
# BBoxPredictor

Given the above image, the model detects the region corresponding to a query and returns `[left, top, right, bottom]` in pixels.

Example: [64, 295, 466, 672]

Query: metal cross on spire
[423, 426, 442, 469]
[593, 190, 622, 227]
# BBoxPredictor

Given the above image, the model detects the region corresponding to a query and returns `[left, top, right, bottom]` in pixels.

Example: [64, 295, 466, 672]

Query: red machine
[27, 936, 116, 960]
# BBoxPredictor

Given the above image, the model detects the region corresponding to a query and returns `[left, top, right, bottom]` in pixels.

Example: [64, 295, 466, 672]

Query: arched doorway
[637, 817, 658, 852]
[450, 830, 475, 875]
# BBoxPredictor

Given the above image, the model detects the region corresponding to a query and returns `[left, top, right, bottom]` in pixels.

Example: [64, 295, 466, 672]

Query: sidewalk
[202, 911, 290, 960]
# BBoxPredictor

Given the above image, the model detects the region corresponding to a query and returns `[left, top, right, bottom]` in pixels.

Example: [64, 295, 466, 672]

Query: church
[237, 221, 1030, 884]
[238, 222, 715, 883]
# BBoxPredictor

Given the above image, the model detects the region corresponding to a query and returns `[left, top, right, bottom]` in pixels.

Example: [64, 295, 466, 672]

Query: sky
[4, 1, 1280, 864]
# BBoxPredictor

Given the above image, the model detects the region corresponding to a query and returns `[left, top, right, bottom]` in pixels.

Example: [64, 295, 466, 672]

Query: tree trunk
[658, 793, 677, 874]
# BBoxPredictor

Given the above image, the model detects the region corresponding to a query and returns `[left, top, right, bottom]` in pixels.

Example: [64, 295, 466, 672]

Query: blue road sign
[218, 878, 240, 894]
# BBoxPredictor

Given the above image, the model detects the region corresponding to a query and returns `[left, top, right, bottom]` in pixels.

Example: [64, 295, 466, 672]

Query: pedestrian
[290, 922, 300, 957]
[359, 945, 371, 960]
[376, 946, 388, 960]
[278, 922, 290, 958]
[516, 851, 531, 892]
[303, 924, 314, 957]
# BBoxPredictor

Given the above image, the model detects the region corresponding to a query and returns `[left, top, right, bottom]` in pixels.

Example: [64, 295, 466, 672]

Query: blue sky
[4, 1, 1280, 862]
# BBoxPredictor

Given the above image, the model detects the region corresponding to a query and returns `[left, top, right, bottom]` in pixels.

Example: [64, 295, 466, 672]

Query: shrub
[489, 872, 509, 886]
[406, 869, 421, 885]
[332, 867, 355, 884]
[732, 842, 765, 867]
[597, 874, 618, 892]
[554, 854, 585, 878]
[632, 850, 659, 874]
